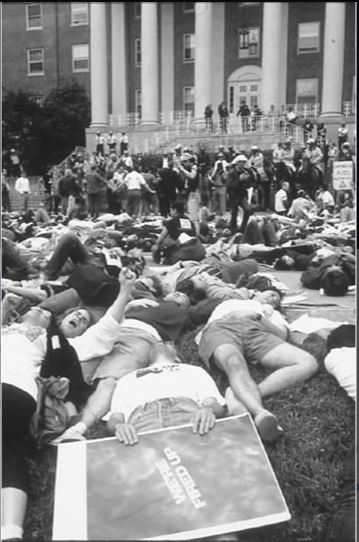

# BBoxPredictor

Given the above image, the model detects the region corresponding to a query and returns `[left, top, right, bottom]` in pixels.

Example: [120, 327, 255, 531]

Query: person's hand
[119, 267, 137, 290]
[192, 407, 216, 435]
[115, 423, 138, 445]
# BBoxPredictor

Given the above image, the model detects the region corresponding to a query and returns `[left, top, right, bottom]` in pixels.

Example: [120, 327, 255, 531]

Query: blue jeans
[128, 397, 200, 432]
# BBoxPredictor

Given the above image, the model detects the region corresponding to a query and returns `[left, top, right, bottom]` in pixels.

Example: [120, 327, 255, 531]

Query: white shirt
[15, 176, 30, 194]
[124, 171, 146, 190]
[122, 155, 133, 169]
[318, 190, 335, 207]
[2, 312, 123, 401]
[274, 188, 288, 212]
[324, 347, 356, 400]
[104, 361, 225, 422]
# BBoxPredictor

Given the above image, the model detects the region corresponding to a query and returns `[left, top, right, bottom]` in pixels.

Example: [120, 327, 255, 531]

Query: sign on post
[332, 161, 354, 191]
[53, 414, 290, 541]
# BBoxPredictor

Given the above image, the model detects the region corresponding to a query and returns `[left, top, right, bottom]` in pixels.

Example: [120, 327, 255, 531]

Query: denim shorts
[128, 397, 199, 433]
[198, 316, 284, 368]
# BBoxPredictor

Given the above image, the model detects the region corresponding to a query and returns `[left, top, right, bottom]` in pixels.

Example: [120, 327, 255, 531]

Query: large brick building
[2, 2, 356, 130]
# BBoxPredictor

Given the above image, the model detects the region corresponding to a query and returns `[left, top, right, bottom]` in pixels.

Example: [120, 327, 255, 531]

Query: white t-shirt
[324, 347, 356, 400]
[104, 361, 225, 422]
[2, 312, 124, 401]
[15, 176, 30, 194]
[125, 171, 146, 190]
[274, 189, 288, 213]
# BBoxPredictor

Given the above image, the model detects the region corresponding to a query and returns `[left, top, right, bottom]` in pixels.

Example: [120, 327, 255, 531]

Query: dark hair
[146, 274, 164, 298]
[322, 268, 350, 296]
[171, 200, 186, 215]
[176, 278, 207, 306]
[327, 324, 355, 352]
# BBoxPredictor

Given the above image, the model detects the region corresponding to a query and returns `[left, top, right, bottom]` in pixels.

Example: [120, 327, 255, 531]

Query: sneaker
[50, 427, 86, 446]
[254, 411, 283, 443]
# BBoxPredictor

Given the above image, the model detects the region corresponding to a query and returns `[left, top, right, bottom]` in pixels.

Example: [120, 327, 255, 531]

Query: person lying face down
[105, 342, 227, 445]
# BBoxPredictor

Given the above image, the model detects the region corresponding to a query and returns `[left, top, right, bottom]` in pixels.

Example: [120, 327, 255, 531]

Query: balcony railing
[343, 101, 355, 116]
[281, 103, 321, 118]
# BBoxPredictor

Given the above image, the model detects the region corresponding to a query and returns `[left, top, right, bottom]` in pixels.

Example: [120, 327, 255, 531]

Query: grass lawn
[24, 327, 354, 542]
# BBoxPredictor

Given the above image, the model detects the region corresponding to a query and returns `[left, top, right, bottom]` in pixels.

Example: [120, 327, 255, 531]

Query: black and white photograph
[1, 2, 356, 542]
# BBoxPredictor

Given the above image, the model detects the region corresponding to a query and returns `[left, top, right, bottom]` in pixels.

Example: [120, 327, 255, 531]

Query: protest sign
[332, 161, 354, 190]
[53, 414, 290, 540]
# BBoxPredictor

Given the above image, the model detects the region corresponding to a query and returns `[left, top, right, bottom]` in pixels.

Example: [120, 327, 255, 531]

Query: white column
[160, 3, 174, 115]
[261, 2, 282, 114]
[279, 3, 289, 111]
[141, 2, 159, 124]
[90, 3, 108, 127]
[210, 2, 225, 110]
[321, 3, 346, 116]
[111, 3, 127, 119]
[194, 3, 213, 120]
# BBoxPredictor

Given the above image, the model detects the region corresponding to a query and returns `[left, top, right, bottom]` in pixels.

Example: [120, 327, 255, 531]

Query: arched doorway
[227, 65, 262, 121]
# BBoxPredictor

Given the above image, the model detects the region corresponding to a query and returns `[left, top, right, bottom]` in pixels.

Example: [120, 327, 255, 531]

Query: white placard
[332, 161, 354, 190]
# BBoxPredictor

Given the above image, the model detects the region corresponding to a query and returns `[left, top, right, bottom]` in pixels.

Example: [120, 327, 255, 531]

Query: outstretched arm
[106, 267, 137, 322]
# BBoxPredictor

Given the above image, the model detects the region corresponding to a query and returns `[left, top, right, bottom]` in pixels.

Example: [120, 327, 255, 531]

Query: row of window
[27, 44, 88, 75]
[26, 2, 88, 29]
[26, 2, 195, 29]
[26, 3, 320, 56]
[134, 21, 320, 67]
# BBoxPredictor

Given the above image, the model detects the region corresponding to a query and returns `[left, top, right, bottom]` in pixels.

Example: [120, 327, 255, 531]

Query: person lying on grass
[196, 295, 318, 443]
[105, 341, 226, 444]
[1, 267, 136, 542]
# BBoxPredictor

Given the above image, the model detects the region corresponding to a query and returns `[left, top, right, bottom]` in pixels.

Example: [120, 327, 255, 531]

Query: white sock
[2, 524, 23, 539]
[69, 422, 86, 434]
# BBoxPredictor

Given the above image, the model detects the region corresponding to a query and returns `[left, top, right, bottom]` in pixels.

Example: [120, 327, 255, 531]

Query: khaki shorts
[198, 316, 284, 368]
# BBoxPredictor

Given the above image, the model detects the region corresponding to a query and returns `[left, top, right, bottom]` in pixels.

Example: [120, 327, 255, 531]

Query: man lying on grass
[197, 294, 318, 443]
[2, 267, 136, 542]
[105, 341, 226, 444]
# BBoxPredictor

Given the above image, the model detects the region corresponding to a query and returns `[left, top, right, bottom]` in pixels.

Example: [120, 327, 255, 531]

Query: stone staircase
[6, 177, 45, 213]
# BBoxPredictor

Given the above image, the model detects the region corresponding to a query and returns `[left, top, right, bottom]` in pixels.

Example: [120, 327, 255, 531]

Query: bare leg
[259, 343, 318, 397]
[213, 344, 283, 442]
[225, 387, 248, 415]
[213, 344, 264, 417]
[1, 487, 27, 539]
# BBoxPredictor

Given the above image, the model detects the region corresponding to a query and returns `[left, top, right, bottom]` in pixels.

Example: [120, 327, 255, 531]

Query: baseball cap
[251, 145, 259, 150]
[307, 138, 315, 144]
[180, 153, 192, 162]
[232, 155, 247, 164]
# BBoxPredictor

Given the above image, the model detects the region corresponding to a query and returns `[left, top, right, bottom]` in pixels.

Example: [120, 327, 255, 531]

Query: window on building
[183, 2, 195, 13]
[26, 4, 42, 30]
[296, 78, 318, 104]
[297, 22, 320, 54]
[72, 44, 89, 72]
[135, 39, 141, 67]
[238, 27, 260, 59]
[134, 3, 141, 18]
[27, 48, 44, 75]
[183, 34, 195, 63]
[71, 3, 88, 25]
[135, 90, 142, 117]
[183, 86, 195, 112]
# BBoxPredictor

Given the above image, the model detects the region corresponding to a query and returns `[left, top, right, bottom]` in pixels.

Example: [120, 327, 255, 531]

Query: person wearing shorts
[198, 301, 318, 443]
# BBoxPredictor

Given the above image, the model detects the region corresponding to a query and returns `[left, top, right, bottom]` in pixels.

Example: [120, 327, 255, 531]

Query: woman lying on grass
[1, 267, 136, 541]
